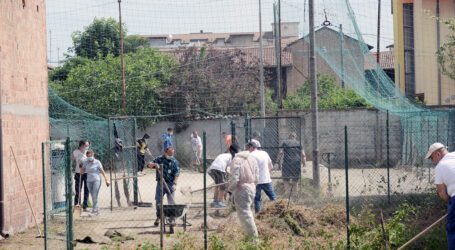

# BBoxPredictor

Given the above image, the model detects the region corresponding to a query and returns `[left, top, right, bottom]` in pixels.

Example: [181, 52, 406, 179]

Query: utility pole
[376, 0, 381, 93]
[259, 0, 265, 117]
[309, 0, 320, 188]
[278, 0, 283, 108]
[118, 0, 126, 109]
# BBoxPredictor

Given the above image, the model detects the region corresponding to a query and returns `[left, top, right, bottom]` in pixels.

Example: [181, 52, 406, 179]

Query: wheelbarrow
[158, 204, 191, 234]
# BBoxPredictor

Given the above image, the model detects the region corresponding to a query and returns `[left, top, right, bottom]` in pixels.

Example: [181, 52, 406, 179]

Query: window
[403, 3, 415, 96]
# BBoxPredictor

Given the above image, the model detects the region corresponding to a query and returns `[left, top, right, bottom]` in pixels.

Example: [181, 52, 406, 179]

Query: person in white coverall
[228, 144, 259, 239]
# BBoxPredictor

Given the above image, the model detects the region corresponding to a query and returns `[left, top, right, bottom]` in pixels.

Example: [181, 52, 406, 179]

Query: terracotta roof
[142, 32, 299, 47]
[143, 32, 264, 44]
[160, 46, 292, 67]
[364, 51, 394, 70]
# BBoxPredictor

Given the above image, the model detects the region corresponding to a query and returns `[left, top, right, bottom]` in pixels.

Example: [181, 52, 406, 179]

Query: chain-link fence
[40, 110, 454, 249]
[42, 138, 72, 250]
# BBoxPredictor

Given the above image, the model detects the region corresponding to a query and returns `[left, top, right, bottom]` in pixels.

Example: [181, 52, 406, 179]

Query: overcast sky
[46, 0, 394, 65]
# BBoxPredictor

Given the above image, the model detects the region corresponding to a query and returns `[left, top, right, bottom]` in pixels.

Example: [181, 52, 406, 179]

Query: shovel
[74, 171, 82, 219]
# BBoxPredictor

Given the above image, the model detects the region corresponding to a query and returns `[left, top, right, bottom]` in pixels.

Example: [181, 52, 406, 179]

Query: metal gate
[248, 117, 303, 198]
[42, 138, 73, 250]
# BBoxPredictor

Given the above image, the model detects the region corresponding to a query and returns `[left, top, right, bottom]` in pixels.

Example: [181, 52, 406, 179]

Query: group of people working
[73, 129, 305, 242]
[208, 131, 306, 240]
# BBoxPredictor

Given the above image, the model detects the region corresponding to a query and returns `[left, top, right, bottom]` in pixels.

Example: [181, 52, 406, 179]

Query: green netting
[296, 0, 455, 160]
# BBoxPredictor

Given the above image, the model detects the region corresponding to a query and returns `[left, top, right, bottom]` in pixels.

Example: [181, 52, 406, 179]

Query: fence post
[108, 119, 113, 211]
[203, 131, 207, 250]
[42, 143, 47, 250]
[387, 111, 390, 204]
[231, 120, 236, 145]
[344, 126, 350, 249]
[133, 118, 138, 205]
[244, 113, 249, 145]
[65, 137, 74, 249]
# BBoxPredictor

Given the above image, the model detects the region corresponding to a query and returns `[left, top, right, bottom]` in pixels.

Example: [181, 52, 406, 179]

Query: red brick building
[0, 0, 49, 236]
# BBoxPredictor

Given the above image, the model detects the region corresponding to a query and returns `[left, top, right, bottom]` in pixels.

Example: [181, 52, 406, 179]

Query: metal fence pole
[203, 131, 208, 250]
[108, 119, 113, 211]
[42, 143, 47, 250]
[231, 120, 236, 146]
[245, 113, 249, 145]
[133, 118, 138, 205]
[309, 0, 320, 188]
[65, 137, 74, 250]
[387, 111, 390, 204]
[344, 126, 350, 249]
[160, 164, 164, 249]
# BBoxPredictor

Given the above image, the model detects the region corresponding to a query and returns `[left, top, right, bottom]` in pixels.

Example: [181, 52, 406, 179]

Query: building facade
[393, 0, 455, 105]
[0, 0, 49, 236]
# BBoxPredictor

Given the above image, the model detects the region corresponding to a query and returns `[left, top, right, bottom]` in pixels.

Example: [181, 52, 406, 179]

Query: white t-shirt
[190, 135, 202, 152]
[73, 149, 86, 174]
[209, 153, 232, 173]
[250, 150, 272, 184]
[435, 152, 455, 197]
[82, 159, 103, 182]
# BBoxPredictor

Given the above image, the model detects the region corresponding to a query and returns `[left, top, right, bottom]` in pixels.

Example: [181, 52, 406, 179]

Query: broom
[398, 214, 447, 250]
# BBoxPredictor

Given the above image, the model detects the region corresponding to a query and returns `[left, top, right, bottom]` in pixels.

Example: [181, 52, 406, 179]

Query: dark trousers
[137, 154, 145, 172]
[155, 182, 175, 218]
[448, 196, 455, 249]
[74, 173, 89, 208]
[254, 182, 277, 213]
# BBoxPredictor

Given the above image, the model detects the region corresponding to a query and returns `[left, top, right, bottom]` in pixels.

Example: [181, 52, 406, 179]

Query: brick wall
[0, 0, 49, 234]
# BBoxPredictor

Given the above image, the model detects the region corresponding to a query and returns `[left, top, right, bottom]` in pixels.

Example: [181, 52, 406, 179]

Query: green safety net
[297, 0, 455, 162]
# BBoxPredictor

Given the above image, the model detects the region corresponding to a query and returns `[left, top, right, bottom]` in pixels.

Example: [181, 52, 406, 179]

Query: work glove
[105, 177, 110, 187]
[171, 184, 177, 192]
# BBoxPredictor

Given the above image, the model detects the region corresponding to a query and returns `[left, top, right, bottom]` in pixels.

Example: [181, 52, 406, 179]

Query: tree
[436, 18, 455, 80]
[160, 46, 268, 118]
[283, 74, 371, 109]
[50, 47, 177, 121]
[70, 17, 148, 59]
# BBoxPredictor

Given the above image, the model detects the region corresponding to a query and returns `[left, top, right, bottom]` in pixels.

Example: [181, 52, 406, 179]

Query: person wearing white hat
[426, 142, 455, 248]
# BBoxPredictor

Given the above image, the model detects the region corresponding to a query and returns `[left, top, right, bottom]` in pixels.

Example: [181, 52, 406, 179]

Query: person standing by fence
[161, 128, 174, 151]
[136, 133, 153, 175]
[426, 142, 455, 249]
[72, 140, 90, 211]
[190, 131, 202, 165]
[81, 150, 110, 216]
[276, 132, 306, 198]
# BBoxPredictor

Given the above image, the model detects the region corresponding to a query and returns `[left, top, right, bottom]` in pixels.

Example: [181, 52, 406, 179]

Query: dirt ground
[0, 168, 232, 250]
[0, 161, 439, 249]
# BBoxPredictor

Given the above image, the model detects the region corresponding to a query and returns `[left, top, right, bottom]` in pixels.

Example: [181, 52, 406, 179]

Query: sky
[46, 0, 394, 65]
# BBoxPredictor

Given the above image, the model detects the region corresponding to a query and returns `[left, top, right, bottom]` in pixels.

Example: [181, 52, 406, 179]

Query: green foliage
[136, 241, 159, 250]
[50, 47, 176, 120]
[350, 203, 416, 249]
[70, 17, 148, 59]
[49, 57, 92, 82]
[283, 73, 371, 109]
[436, 17, 455, 80]
[162, 46, 264, 117]
[265, 89, 279, 115]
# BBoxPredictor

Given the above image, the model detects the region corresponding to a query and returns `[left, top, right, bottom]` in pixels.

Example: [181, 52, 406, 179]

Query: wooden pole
[10, 146, 42, 237]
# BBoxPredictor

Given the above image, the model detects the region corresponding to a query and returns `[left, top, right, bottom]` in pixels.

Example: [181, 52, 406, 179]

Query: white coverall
[228, 151, 259, 238]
